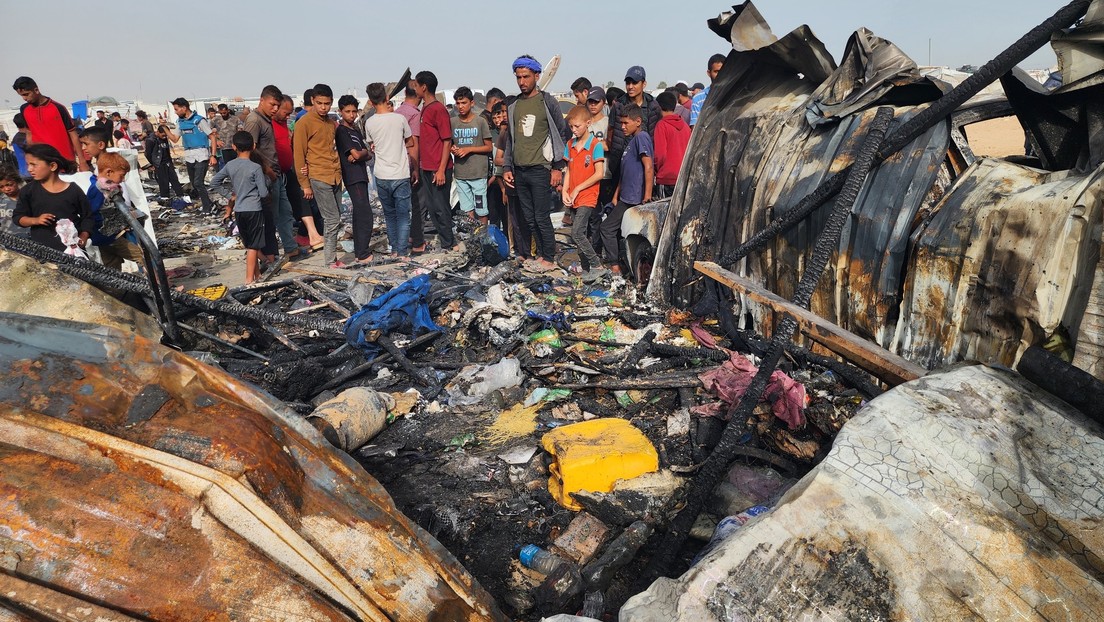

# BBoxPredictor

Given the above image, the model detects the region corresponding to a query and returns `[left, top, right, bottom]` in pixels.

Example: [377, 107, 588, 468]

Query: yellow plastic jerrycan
[541, 418, 659, 510]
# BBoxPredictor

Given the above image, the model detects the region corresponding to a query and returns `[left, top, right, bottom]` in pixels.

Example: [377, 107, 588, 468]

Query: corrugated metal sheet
[0, 312, 506, 621]
[653, 1, 1104, 379]
[652, 9, 950, 349]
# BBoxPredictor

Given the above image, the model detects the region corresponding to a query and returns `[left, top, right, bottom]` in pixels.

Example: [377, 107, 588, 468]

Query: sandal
[328, 261, 350, 269]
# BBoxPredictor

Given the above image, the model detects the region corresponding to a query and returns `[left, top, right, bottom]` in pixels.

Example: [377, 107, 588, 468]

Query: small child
[78, 127, 146, 270]
[11, 113, 29, 179]
[146, 124, 187, 202]
[450, 87, 493, 225]
[487, 101, 509, 232]
[92, 152, 148, 270]
[585, 87, 614, 208]
[113, 129, 134, 150]
[12, 144, 94, 252]
[602, 104, 652, 275]
[0, 168, 26, 239]
[561, 105, 608, 281]
[211, 131, 269, 283]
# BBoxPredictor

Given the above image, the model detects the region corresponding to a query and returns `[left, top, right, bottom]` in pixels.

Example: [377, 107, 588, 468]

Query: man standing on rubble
[244, 85, 301, 260]
[502, 55, 570, 271]
[690, 54, 726, 128]
[213, 104, 244, 168]
[168, 98, 218, 213]
[396, 82, 427, 255]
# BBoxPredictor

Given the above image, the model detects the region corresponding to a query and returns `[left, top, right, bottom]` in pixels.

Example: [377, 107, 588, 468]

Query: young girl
[113, 130, 134, 150]
[13, 144, 94, 252]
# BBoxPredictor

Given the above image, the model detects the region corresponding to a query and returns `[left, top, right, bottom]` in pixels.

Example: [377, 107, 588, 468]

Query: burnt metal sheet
[1001, 68, 1104, 172]
[0, 249, 162, 340]
[0, 312, 506, 621]
[651, 1, 950, 349]
[805, 28, 944, 128]
[895, 158, 1104, 371]
[621, 199, 670, 278]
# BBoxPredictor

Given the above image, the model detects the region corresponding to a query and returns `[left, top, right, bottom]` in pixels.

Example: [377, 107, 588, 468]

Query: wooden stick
[287, 302, 331, 315]
[261, 322, 303, 353]
[294, 278, 351, 318]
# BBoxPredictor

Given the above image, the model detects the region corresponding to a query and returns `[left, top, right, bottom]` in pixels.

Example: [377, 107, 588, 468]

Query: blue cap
[519, 544, 542, 568]
[625, 66, 646, 83]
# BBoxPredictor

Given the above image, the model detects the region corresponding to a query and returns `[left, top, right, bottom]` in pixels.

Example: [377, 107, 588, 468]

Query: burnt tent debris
[2, 1, 1104, 620]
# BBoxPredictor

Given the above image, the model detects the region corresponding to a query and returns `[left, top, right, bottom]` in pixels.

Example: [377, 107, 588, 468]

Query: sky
[0, 0, 1071, 108]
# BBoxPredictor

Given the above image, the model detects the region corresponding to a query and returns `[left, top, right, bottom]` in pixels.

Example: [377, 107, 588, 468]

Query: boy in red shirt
[653, 92, 691, 198]
[562, 106, 608, 281]
[415, 70, 455, 251]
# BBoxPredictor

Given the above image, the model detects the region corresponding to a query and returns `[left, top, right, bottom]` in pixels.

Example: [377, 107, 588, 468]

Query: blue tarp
[71, 101, 88, 121]
[344, 274, 441, 358]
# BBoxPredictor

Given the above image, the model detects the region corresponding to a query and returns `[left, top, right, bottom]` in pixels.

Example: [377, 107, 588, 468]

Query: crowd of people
[1, 52, 725, 285]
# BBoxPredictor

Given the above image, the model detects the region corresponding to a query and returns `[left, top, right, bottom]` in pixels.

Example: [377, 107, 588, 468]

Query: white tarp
[622, 364, 1104, 621]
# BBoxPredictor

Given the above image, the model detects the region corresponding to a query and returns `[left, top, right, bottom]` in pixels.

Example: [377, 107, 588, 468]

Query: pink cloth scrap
[698, 351, 806, 430]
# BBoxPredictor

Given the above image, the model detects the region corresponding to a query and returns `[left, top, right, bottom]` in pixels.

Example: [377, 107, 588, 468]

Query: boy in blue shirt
[211, 131, 269, 284]
[602, 104, 653, 275]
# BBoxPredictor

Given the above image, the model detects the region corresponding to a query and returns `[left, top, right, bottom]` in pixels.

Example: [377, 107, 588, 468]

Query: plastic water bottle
[691, 505, 771, 565]
[519, 544, 567, 575]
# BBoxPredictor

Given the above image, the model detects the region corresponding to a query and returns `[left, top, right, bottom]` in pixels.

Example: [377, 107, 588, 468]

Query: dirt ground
[963, 116, 1027, 158]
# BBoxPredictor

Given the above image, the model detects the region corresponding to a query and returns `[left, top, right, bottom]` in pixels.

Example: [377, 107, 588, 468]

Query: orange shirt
[564, 134, 605, 208]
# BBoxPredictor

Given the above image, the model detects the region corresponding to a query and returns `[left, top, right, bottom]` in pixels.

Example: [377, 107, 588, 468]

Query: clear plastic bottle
[519, 544, 567, 575]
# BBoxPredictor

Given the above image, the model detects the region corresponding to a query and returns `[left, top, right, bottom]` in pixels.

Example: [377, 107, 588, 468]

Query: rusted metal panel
[0, 312, 506, 621]
[895, 158, 1104, 370]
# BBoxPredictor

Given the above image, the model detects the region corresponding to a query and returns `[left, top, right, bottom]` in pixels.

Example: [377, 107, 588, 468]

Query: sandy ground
[964, 116, 1027, 158]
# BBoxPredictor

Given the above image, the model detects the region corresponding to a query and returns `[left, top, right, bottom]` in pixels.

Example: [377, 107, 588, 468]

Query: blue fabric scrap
[344, 274, 442, 357]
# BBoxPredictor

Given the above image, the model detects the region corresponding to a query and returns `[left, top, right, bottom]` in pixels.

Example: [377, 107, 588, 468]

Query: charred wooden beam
[618, 330, 656, 375]
[649, 342, 729, 362]
[694, 261, 925, 386]
[318, 331, 443, 393]
[1017, 345, 1104, 426]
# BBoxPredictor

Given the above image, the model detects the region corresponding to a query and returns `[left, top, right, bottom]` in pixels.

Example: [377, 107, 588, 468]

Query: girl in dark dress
[12, 144, 93, 252]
